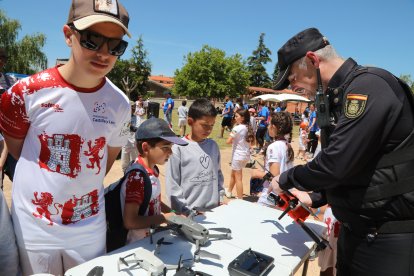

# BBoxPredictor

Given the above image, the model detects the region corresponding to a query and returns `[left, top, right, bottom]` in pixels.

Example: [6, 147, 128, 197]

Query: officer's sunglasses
[69, 25, 128, 57]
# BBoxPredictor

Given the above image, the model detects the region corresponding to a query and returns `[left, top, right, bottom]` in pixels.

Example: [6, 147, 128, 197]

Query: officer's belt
[342, 219, 414, 236]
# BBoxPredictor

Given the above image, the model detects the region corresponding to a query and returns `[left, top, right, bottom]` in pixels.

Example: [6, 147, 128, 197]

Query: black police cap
[274, 28, 330, 90]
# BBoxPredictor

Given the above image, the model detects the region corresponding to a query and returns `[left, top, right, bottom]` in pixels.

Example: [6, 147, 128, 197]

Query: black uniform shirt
[279, 59, 414, 211]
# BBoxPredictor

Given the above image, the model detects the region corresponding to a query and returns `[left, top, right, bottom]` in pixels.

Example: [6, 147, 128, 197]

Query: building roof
[247, 86, 300, 95]
[149, 75, 174, 88]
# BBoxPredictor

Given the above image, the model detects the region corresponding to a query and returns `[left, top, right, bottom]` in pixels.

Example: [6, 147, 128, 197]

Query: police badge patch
[344, 94, 368, 119]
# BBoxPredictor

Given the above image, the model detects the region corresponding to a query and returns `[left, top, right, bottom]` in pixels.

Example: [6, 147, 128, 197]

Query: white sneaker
[225, 190, 233, 198]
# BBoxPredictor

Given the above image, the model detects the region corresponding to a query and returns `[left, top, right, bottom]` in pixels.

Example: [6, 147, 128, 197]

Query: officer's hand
[290, 189, 312, 207]
[270, 175, 283, 194]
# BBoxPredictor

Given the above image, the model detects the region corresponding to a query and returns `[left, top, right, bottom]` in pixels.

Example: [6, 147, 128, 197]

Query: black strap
[363, 175, 414, 202]
[124, 163, 153, 216]
[376, 144, 414, 168]
[378, 219, 414, 234]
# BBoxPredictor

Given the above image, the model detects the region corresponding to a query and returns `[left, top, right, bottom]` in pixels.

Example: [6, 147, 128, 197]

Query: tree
[247, 33, 272, 88]
[129, 36, 151, 97]
[173, 45, 250, 99]
[107, 36, 151, 100]
[399, 74, 414, 93]
[0, 10, 47, 74]
[272, 62, 280, 88]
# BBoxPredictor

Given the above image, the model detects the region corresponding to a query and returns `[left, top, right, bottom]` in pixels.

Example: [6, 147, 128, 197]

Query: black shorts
[222, 117, 232, 127]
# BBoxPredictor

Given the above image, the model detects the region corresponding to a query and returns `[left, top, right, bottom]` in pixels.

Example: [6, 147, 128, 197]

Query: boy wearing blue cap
[121, 118, 187, 244]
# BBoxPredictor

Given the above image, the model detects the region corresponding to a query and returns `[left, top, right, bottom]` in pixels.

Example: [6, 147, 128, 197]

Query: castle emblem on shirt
[32, 191, 63, 226]
[61, 190, 99, 225]
[84, 137, 106, 174]
[38, 133, 83, 178]
[344, 94, 368, 119]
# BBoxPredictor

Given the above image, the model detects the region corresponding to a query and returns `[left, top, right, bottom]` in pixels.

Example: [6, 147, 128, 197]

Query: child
[177, 100, 189, 137]
[0, 0, 132, 274]
[121, 101, 139, 173]
[250, 112, 294, 205]
[135, 100, 146, 127]
[225, 109, 254, 199]
[165, 98, 224, 215]
[297, 120, 308, 161]
[121, 118, 188, 244]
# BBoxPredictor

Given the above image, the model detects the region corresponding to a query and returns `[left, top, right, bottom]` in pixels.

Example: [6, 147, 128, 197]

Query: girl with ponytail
[251, 111, 294, 205]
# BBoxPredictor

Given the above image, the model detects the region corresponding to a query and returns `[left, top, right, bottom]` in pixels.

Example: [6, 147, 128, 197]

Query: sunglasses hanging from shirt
[69, 25, 128, 57]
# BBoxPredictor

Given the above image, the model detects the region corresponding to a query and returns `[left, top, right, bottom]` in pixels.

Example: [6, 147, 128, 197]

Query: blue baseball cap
[135, 117, 188, 146]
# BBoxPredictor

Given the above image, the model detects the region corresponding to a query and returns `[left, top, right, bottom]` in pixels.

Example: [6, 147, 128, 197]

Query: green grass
[169, 110, 232, 149]
[168, 109, 300, 150]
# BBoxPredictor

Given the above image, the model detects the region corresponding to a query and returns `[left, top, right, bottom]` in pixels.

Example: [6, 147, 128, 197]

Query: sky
[2, 0, 414, 79]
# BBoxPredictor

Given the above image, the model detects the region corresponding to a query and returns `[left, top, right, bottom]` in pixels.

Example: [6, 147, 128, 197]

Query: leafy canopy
[107, 36, 152, 100]
[0, 9, 47, 74]
[173, 45, 250, 99]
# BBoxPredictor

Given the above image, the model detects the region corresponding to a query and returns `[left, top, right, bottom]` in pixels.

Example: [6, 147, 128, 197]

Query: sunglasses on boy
[69, 24, 128, 57]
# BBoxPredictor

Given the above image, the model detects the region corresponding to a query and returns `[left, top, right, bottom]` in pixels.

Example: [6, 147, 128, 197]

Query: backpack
[105, 162, 153, 252]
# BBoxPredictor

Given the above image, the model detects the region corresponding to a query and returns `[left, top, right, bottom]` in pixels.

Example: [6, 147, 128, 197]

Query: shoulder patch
[344, 94, 368, 119]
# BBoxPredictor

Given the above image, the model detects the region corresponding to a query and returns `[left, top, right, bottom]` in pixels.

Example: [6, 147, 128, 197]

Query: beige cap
[67, 0, 131, 38]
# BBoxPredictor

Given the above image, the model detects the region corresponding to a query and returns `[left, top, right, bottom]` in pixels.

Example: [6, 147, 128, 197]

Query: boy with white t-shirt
[0, 0, 132, 274]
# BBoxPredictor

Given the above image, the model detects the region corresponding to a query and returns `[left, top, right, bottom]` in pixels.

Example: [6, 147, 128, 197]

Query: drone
[150, 208, 232, 262]
[117, 247, 212, 276]
[117, 247, 172, 275]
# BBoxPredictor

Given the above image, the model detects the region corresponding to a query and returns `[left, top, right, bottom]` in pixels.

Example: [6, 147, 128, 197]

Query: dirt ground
[2, 135, 321, 276]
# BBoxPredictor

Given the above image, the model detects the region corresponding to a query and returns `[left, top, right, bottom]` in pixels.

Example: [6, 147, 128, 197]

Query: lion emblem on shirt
[32, 191, 63, 226]
[84, 137, 106, 174]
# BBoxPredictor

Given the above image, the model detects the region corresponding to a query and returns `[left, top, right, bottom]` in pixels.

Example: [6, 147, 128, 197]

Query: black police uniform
[279, 58, 414, 275]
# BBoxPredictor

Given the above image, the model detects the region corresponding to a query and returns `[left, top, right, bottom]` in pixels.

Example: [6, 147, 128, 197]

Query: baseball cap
[248, 108, 256, 113]
[274, 28, 329, 90]
[135, 117, 188, 146]
[67, 0, 131, 38]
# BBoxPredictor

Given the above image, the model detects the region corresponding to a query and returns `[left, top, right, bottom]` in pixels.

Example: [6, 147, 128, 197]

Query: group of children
[121, 98, 224, 246]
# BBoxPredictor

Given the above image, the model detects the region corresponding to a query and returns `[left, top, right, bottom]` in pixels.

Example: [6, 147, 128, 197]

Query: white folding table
[65, 199, 325, 276]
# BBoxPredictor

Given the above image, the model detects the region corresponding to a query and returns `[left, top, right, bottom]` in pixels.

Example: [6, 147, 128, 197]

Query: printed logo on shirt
[92, 101, 116, 125]
[344, 94, 368, 119]
[31, 191, 63, 226]
[84, 137, 106, 174]
[38, 133, 83, 178]
[40, 102, 64, 112]
[61, 189, 99, 225]
[119, 121, 130, 137]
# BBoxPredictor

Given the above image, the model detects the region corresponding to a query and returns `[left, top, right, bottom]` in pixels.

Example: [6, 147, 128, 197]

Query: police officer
[270, 28, 414, 275]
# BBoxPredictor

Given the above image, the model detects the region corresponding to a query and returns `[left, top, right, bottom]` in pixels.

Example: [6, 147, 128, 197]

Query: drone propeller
[188, 207, 213, 220]
[157, 237, 173, 246]
[208, 228, 232, 240]
[208, 227, 230, 233]
[194, 249, 221, 262]
[155, 237, 173, 255]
